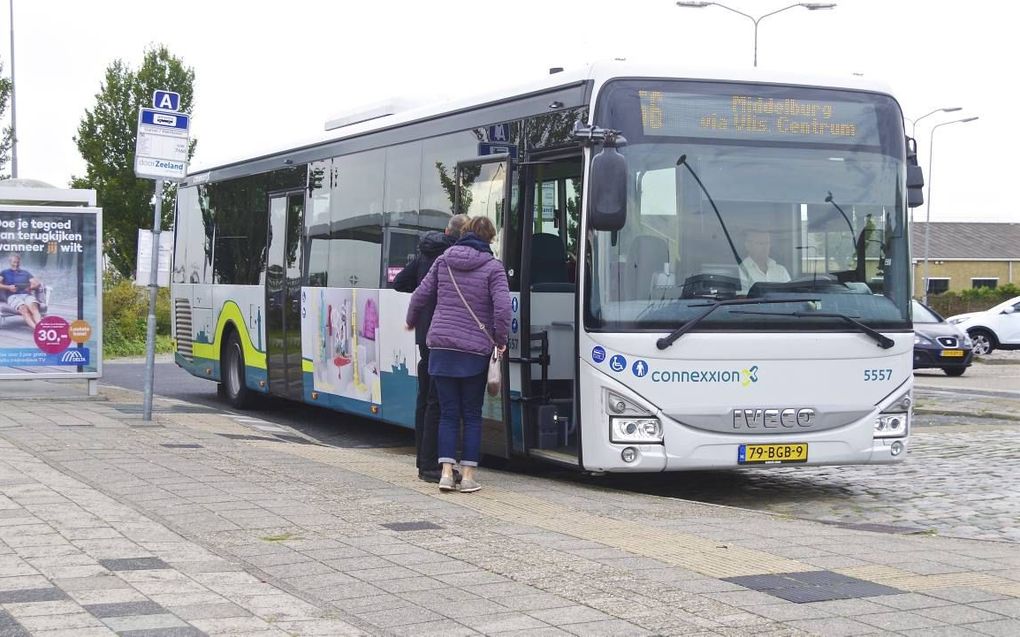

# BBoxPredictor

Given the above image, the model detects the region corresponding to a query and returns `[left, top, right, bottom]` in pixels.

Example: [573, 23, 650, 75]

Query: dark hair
[467, 216, 497, 243]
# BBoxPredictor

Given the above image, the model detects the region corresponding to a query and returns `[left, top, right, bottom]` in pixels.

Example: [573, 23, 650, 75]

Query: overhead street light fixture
[908, 106, 962, 140]
[676, 2, 837, 67]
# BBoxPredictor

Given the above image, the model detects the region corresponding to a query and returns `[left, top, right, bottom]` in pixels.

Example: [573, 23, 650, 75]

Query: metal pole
[753, 20, 759, 67]
[142, 179, 164, 421]
[921, 130, 936, 306]
[9, 0, 16, 178]
[921, 116, 978, 304]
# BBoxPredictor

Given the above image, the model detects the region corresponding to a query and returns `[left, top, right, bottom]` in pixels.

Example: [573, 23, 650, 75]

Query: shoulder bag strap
[446, 263, 496, 347]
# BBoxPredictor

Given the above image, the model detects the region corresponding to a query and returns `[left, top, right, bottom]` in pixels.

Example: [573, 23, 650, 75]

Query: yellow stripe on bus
[191, 301, 267, 370]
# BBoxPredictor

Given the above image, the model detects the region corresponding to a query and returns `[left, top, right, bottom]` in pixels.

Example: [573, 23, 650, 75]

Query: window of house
[926, 277, 950, 295]
[971, 278, 998, 289]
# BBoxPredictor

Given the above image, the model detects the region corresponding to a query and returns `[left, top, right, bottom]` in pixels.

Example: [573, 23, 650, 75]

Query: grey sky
[5, 0, 1009, 221]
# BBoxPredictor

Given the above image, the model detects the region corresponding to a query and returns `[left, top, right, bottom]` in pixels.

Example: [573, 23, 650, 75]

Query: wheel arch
[968, 326, 999, 347]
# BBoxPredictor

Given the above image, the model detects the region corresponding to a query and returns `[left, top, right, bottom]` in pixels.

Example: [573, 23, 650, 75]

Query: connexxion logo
[650, 365, 760, 386]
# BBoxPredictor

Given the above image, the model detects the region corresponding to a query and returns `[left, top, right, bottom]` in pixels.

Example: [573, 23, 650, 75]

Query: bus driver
[739, 229, 790, 294]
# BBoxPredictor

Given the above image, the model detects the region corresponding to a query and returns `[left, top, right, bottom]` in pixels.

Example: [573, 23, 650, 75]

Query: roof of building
[911, 222, 1020, 260]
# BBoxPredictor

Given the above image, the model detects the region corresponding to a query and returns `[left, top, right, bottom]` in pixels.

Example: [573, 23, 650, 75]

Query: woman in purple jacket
[406, 217, 511, 492]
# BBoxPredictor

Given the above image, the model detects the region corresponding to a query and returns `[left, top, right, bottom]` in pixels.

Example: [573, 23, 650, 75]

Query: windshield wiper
[677, 155, 742, 267]
[730, 309, 895, 349]
[656, 297, 819, 350]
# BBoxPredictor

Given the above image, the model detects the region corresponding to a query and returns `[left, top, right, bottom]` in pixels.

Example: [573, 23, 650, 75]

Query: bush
[103, 272, 173, 358]
[926, 283, 1020, 318]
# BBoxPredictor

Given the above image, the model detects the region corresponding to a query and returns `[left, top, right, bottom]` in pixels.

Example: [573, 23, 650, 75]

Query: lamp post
[921, 116, 978, 304]
[908, 106, 962, 141]
[8, 0, 16, 178]
[676, 2, 836, 67]
[904, 108, 961, 228]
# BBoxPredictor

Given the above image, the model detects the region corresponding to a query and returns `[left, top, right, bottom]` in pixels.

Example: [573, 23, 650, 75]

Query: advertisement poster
[0, 206, 102, 378]
[306, 287, 382, 403]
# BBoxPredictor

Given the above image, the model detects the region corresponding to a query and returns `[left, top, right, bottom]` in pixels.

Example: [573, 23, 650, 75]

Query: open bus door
[265, 190, 305, 401]
[517, 151, 584, 467]
[455, 156, 514, 460]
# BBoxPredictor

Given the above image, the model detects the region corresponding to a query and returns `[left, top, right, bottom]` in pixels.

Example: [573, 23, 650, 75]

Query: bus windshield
[586, 80, 911, 333]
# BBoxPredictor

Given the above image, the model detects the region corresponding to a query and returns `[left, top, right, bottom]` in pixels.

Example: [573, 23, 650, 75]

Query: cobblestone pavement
[0, 384, 1019, 636]
[574, 358, 1020, 543]
[108, 355, 1020, 545]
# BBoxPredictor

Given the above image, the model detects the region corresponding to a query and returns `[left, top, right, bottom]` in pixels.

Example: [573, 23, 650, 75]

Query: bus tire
[222, 330, 254, 409]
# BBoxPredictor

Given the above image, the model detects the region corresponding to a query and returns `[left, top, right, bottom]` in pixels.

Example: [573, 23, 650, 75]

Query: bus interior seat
[625, 235, 669, 300]
[530, 233, 573, 292]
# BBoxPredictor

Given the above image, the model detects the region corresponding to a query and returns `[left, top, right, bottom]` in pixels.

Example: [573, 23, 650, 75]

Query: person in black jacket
[394, 214, 468, 482]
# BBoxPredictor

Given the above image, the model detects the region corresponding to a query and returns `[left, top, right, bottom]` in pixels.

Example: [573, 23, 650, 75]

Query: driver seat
[625, 236, 669, 300]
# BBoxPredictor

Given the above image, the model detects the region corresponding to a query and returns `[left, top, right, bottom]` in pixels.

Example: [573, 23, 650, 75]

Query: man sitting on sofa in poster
[0, 254, 45, 329]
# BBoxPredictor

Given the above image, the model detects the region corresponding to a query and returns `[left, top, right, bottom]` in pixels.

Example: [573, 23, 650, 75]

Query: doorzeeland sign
[134, 94, 191, 181]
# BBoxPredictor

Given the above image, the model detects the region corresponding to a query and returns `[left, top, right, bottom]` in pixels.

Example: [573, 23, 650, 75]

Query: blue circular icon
[609, 354, 627, 373]
[511, 297, 519, 312]
[632, 359, 648, 377]
[511, 318, 519, 334]
[591, 346, 606, 363]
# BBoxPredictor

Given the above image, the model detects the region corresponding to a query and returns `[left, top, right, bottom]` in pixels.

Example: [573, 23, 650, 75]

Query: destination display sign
[639, 90, 879, 144]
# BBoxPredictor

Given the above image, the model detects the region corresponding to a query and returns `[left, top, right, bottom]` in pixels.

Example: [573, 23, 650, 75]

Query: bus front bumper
[586, 413, 909, 472]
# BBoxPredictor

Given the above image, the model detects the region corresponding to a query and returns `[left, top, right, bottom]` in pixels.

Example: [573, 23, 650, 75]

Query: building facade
[911, 222, 1020, 296]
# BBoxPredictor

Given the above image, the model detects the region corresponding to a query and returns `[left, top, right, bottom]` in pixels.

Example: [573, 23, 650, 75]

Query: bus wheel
[222, 331, 254, 409]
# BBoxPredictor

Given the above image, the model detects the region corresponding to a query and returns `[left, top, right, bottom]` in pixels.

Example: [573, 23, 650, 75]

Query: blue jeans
[434, 372, 486, 467]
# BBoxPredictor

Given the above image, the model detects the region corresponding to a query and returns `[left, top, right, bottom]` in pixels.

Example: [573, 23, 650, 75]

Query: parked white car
[947, 295, 1020, 355]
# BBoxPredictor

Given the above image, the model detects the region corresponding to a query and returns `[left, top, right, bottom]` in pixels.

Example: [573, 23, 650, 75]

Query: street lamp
[907, 106, 962, 141]
[921, 116, 978, 304]
[676, 2, 836, 67]
[8, 0, 16, 178]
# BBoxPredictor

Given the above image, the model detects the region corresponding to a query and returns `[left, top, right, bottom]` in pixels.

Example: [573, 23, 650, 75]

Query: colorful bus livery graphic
[306, 288, 382, 404]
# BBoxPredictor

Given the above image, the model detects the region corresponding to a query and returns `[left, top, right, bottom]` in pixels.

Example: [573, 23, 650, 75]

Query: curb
[914, 408, 1020, 422]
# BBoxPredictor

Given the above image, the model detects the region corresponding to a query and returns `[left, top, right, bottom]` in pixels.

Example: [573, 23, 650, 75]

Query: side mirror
[1003, 306, 1015, 315]
[906, 137, 924, 209]
[589, 140, 628, 231]
[907, 164, 924, 208]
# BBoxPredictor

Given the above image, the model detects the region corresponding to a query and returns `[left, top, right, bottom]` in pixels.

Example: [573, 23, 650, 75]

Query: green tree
[71, 45, 196, 277]
[0, 59, 13, 179]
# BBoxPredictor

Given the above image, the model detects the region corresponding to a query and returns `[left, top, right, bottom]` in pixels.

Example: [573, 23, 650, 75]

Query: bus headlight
[874, 413, 908, 438]
[874, 389, 910, 438]
[610, 417, 662, 444]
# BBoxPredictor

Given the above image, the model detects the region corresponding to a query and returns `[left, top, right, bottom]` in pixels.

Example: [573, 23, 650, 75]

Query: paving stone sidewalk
[0, 447, 365, 635]
[0, 386, 1018, 636]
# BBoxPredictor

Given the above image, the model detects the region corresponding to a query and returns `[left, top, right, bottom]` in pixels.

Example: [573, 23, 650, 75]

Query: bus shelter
[0, 181, 102, 395]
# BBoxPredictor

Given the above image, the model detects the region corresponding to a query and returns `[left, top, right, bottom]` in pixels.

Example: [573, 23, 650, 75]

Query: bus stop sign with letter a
[135, 90, 191, 420]
[134, 97, 190, 180]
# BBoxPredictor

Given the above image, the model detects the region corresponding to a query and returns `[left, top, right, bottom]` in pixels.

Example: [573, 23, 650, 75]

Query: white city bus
[171, 61, 922, 472]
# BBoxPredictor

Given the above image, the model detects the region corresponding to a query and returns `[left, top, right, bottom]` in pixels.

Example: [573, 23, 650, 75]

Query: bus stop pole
[142, 179, 164, 421]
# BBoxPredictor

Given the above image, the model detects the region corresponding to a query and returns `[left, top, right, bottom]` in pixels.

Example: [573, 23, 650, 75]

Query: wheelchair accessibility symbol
[609, 354, 627, 373]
